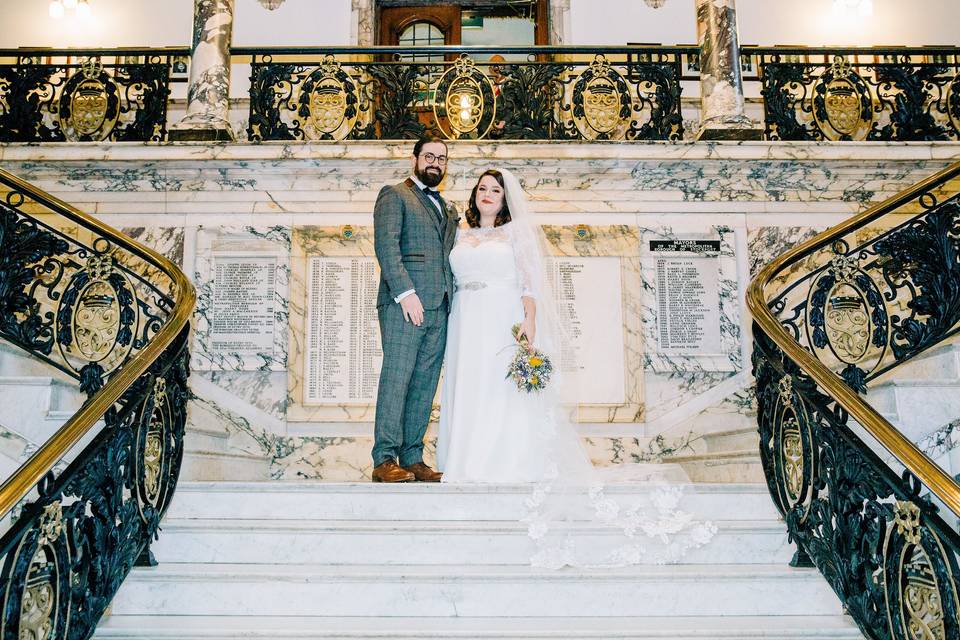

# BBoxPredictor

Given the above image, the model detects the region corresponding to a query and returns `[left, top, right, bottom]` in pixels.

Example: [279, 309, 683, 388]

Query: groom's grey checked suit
[373, 177, 458, 468]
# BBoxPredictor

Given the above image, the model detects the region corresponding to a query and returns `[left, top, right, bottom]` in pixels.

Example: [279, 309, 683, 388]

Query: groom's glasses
[420, 152, 448, 166]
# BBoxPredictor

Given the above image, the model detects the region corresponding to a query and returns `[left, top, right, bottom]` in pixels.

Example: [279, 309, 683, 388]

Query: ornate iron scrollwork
[753, 165, 960, 640]
[433, 55, 497, 140]
[759, 48, 960, 141]
[0, 52, 176, 142]
[245, 46, 687, 142]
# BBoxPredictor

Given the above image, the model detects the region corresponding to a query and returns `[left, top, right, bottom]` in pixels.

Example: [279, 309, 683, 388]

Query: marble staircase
[94, 481, 864, 639]
[0, 343, 271, 484]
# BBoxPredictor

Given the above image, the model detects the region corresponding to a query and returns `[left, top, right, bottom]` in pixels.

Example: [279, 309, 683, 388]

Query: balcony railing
[3, 45, 960, 143]
[748, 46, 960, 141]
[237, 45, 691, 142]
[0, 47, 188, 142]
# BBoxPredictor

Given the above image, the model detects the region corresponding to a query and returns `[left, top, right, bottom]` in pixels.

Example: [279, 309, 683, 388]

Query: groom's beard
[416, 165, 444, 188]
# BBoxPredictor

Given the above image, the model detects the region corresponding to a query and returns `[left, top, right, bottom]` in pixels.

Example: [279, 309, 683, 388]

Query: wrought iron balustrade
[236, 45, 692, 142]
[0, 169, 195, 637]
[751, 46, 960, 141]
[748, 164, 960, 639]
[0, 47, 187, 142]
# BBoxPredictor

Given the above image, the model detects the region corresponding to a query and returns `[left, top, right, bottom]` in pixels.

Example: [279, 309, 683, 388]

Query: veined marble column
[694, 0, 759, 140]
[352, 0, 375, 46]
[549, 0, 571, 46]
[170, 0, 236, 142]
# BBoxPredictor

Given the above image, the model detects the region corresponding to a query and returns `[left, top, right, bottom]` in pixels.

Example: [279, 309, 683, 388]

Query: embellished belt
[457, 281, 488, 291]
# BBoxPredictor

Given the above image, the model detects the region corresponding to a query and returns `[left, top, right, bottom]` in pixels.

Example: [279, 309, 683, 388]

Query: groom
[372, 136, 457, 482]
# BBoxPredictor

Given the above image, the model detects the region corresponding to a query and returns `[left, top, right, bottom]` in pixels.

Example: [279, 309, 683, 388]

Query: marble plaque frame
[192, 226, 291, 372]
[289, 224, 644, 423]
[640, 225, 741, 374]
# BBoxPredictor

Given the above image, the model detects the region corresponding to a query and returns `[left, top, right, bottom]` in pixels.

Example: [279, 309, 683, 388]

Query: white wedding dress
[437, 223, 588, 483]
[437, 220, 716, 568]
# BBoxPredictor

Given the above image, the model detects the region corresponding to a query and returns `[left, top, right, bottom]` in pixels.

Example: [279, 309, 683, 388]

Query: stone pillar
[549, 0, 571, 46]
[169, 0, 236, 142]
[694, 0, 759, 140]
[352, 0, 375, 46]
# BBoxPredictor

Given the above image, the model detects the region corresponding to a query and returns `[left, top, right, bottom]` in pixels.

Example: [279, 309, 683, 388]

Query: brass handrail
[0, 168, 195, 518]
[747, 161, 960, 517]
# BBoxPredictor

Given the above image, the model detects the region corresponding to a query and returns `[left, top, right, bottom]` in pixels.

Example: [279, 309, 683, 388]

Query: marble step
[870, 342, 960, 386]
[701, 426, 759, 453]
[666, 449, 763, 483]
[109, 563, 842, 618]
[152, 517, 792, 566]
[0, 376, 84, 443]
[165, 482, 782, 522]
[94, 614, 865, 639]
[180, 449, 272, 482]
[865, 379, 960, 441]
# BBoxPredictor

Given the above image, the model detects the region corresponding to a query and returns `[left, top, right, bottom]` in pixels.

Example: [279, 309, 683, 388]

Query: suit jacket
[374, 178, 458, 310]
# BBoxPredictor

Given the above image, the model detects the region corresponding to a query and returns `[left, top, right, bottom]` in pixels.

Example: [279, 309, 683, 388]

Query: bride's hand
[516, 318, 536, 352]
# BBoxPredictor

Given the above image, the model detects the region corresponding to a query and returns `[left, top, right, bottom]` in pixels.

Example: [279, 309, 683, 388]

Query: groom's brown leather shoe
[372, 460, 415, 483]
[403, 462, 442, 482]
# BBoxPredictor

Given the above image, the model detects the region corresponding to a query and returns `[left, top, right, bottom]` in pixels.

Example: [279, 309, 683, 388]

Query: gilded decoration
[299, 55, 360, 141]
[58, 58, 121, 142]
[433, 55, 496, 139]
[781, 415, 803, 502]
[57, 250, 139, 376]
[571, 54, 631, 139]
[811, 57, 873, 141]
[4, 501, 70, 640]
[806, 250, 889, 378]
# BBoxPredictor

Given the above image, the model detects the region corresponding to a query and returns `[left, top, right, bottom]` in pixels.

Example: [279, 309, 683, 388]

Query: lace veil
[496, 168, 717, 569]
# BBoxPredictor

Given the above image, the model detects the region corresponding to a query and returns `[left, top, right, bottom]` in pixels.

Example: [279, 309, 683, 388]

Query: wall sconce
[49, 0, 91, 19]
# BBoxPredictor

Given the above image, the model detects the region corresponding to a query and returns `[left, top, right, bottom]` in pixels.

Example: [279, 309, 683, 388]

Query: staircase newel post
[693, 0, 760, 140]
[169, 0, 236, 142]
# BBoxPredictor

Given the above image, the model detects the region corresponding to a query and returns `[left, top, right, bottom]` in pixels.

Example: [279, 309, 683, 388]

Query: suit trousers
[373, 297, 448, 467]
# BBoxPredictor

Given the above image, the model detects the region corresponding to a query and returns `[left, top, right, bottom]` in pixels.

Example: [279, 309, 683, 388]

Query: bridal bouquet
[506, 323, 553, 393]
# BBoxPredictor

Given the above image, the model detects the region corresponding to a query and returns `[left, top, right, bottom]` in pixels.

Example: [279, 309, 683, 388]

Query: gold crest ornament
[571, 55, 630, 139]
[59, 57, 120, 141]
[812, 56, 873, 140]
[434, 55, 496, 139]
[57, 251, 139, 375]
[300, 55, 359, 141]
[340, 224, 355, 240]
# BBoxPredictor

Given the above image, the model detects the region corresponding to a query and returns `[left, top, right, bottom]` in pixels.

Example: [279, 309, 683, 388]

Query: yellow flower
[529, 357, 543, 367]
[531, 376, 539, 385]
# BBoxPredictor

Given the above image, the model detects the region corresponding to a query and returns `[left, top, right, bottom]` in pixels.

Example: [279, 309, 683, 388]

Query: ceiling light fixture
[832, 0, 873, 18]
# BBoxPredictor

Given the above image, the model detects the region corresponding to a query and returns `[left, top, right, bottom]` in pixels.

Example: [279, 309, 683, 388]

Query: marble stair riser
[151, 520, 793, 566]
[670, 452, 764, 483]
[870, 343, 960, 386]
[867, 383, 960, 441]
[0, 378, 83, 444]
[179, 450, 272, 482]
[108, 566, 842, 618]
[92, 615, 866, 640]
[164, 483, 782, 522]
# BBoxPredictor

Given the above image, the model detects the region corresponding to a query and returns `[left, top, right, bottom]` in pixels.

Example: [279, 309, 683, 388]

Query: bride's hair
[465, 169, 512, 228]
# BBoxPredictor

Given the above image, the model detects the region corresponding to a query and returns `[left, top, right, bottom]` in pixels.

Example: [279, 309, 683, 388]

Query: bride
[437, 168, 716, 568]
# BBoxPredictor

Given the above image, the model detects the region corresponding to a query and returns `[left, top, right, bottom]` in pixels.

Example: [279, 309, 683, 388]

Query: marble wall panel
[287, 224, 644, 424]
[192, 225, 290, 372]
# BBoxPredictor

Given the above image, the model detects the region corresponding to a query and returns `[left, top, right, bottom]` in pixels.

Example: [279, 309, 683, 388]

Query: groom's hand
[399, 294, 425, 326]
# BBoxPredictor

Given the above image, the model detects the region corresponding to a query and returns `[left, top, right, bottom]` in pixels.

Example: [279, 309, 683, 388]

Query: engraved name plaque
[210, 254, 277, 356]
[652, 240, 722, 354]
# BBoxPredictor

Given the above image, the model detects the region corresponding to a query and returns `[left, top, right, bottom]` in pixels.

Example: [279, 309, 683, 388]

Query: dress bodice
[450, 223, 534, 295]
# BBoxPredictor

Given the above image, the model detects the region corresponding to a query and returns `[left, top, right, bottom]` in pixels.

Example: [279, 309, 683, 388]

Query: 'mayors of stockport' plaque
[304, 256, 383, 404]
[652, 240, 722, 355]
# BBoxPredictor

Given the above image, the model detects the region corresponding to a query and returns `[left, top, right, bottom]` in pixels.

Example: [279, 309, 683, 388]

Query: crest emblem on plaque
[812, 56, 872, 140]
[340, 224, 355, 240]
[59, 57, 120, 141]
[434, 55, 496, 139]
[299, 55, 359, 141]
[571, 55, 630, 139]
[57, 250, 138, 375]
[806, 253, 888, 375]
